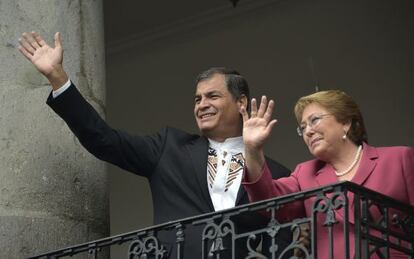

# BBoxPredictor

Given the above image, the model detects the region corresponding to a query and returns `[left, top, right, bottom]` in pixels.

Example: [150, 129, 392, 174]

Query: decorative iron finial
[230, 0, 240, 7]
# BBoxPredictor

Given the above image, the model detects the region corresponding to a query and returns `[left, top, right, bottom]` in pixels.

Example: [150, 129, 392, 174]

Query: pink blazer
[243, 143, 414, 258]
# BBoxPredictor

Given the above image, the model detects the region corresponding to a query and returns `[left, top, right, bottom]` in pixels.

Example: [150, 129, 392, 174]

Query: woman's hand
[240, 96, 277, 151]
[240, 96, 278, 182]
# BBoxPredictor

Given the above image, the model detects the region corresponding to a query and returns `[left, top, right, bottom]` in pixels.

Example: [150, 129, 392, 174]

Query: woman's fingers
[257, 96, 267, 118]
[240, 105, 249, 123]
[247, 96, 277, 127]
[263, 99, 275, 122]
[250, 98, 258, 117]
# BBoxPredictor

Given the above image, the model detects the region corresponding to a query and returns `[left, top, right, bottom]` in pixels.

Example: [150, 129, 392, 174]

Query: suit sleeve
[46, 83, 165, 177]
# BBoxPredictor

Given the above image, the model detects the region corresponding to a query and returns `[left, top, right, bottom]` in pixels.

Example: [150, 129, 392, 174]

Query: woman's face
[300, 103, 350, 161]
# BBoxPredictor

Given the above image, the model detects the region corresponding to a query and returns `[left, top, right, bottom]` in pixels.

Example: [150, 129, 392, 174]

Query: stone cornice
[106, 0, 283, 56]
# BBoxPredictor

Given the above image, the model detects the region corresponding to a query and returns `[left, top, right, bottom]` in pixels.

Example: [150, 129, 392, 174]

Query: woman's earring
[342, 130, 347, 140]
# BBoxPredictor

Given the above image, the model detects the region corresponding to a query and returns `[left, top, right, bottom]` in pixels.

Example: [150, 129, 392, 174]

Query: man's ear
[238, 94, 248, 110]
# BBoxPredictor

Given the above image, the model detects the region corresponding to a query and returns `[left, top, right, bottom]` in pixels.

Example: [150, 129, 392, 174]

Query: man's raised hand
[18, 32, 68, 90]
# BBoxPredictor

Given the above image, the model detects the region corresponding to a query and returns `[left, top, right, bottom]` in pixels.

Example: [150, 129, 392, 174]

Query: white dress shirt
[52, 79, 71, 98]
[207, 136, 245, 211]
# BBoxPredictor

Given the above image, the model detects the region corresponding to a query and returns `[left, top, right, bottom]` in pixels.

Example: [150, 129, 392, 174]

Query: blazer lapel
[186, 136, 215, 211]
[345, 143, 378, 223]
[351, 143, 378, 186]
[320, 143, 378, 225]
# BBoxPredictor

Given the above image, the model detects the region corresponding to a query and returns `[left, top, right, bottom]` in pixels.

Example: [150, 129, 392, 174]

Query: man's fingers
[54, 32, 62, 48]
[29, 31, 42, 49]
[22, 32, 40, 51]
[32, 31, 47, 47]
[257, 95, 267, 118]
[17, 46, 33, 61]
[18, 36, 35, 55]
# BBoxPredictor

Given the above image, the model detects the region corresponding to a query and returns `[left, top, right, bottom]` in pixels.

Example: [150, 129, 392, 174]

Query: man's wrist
[46, 65, 68, 91]
[52, 79, 71, 98]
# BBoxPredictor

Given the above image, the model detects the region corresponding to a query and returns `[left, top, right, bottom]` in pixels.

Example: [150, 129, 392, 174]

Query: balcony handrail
[29, 181, 414, 259]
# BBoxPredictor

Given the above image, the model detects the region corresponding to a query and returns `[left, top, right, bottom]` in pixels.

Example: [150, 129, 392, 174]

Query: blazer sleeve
[243, 163, 302, 201]
[243, 163, 306, 220]
[401, 147, 414, 205]
[46, 83, 165, 177]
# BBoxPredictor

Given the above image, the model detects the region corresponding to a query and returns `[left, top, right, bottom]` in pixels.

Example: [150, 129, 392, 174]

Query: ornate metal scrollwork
[313, 192, 346, 227]
[392, 213, 414, 235]
[202, 219, 235, 257]
[244, 234, 267, 259]
[271, 222, 311, 259]
[28, 182, 414, 259]
[128, 236, 168, 259]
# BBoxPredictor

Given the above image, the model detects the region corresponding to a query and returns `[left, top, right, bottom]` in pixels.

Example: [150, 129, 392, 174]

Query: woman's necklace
[334, 145, 362, 177]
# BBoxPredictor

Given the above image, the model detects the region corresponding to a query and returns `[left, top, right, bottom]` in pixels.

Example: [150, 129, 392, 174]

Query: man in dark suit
[18, 31, 290, 258]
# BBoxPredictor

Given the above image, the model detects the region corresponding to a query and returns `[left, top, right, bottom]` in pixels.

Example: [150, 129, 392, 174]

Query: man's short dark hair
[195, 67, 250, 105]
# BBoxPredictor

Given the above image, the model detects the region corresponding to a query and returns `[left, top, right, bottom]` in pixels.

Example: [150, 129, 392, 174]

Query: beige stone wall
[0, 0, 108, 258]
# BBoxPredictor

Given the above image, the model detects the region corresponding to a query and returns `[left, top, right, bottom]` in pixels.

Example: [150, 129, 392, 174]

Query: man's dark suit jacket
[47, 83, 291, 258]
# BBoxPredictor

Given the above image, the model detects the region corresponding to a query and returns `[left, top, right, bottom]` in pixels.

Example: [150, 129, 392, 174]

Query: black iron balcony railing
[29, 181, 414, 259]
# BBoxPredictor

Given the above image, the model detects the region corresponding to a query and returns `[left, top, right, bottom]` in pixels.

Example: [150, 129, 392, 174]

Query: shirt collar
[208, 136, 244, 153]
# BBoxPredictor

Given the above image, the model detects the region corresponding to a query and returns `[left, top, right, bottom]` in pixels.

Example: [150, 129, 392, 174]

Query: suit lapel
[186, 136, 215, 211]
[235, 181, 247, 205]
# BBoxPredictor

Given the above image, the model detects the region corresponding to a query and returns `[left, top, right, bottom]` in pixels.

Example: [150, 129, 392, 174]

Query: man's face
[194, 74, 245, 142]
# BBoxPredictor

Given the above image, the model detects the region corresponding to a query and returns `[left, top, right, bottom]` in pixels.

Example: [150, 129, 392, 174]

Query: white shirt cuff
[52, 79, 72, 98]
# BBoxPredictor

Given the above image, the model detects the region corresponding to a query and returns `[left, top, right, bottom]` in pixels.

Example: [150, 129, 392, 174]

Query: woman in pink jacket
[241, 90, 414, 258]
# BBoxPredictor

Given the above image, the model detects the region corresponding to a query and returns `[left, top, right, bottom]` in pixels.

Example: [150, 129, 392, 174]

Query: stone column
[0, 0, 108, 258]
